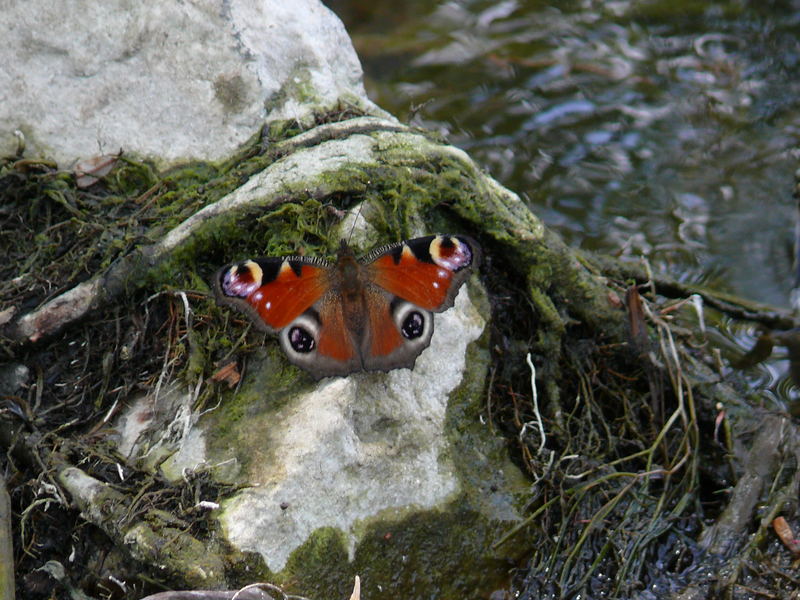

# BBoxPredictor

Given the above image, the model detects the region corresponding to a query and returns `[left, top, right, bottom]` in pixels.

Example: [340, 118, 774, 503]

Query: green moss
[109, 156, 159, 195]
[184, 329, 206, 381]
[263, 66, 314, 113]
[278, 502, 524, 600]
[124, 519, 226, 588]
[280, 527, 352, 594]
[213, 73, 250, 114]
[201, 346, 312, 480]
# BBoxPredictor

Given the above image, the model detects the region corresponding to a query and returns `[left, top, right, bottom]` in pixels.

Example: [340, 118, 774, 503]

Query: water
[328, 0, 800, 307]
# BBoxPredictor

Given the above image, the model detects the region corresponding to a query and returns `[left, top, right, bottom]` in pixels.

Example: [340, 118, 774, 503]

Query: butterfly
[213, 235, 481, 379]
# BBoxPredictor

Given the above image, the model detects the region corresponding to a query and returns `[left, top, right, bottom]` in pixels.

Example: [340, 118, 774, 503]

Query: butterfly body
[214, 235, 481, 379]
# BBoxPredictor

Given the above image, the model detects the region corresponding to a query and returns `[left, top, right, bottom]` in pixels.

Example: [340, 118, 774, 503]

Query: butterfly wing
[357, 286, 434, 373]
[214, 235, 481, 379]
[214, 256, 330, 332]
[363, 235, 481, 312]
[214, 255, 363, 379]
[277, 289, 364, 379]
[358, 235, 481, 373]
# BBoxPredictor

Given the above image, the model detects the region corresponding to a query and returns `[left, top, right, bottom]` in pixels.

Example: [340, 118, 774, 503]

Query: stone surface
[160, 286, 488, 572]
[225, 287, 484, 571]
[0, 0, 379, 167]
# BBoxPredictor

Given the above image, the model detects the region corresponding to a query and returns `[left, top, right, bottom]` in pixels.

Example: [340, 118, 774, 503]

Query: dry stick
[699, 414, 788, 556]
[524, 354, 547, 455]
[699, 415, 794, 596]
[0, 474, 14, 600]
[634, 268, 795, 329]
[57, 466, 227, 588]
[0, 417, 226, 589]
[584, 250, 798, 330]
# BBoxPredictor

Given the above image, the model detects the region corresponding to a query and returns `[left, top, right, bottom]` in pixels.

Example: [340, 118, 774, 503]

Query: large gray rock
[0, 0, 381, 167]
[4, 0, 529, 594]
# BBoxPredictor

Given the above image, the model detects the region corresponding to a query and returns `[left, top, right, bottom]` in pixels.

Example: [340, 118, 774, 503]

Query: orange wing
[368, 252, 452, 310]
[214, 257, 329, 331]
[365, 235, 480, 311]
[315, 294, 357, 362]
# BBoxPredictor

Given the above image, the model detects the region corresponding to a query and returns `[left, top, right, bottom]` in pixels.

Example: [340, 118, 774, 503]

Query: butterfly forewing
[215, 257, 330, 331]
[365, 235, 480, 312]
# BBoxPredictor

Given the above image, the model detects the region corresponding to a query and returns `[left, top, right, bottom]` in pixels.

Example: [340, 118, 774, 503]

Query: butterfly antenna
[346, 202, 364, 245]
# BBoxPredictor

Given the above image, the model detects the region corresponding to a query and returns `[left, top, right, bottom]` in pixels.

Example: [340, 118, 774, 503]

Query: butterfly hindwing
[277, 290, 363, 378]
[360, 286, 434, 373]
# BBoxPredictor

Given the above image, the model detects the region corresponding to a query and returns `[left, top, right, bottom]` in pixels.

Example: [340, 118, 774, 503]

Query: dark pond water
[328, 0, 800, 308]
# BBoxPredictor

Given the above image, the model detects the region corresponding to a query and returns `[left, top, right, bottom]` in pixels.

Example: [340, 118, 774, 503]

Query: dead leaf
[74, 151, 121, 188]
[625, 285, 648, 354]
[211, 361, 240, 388]
[773, 516, 800, 554]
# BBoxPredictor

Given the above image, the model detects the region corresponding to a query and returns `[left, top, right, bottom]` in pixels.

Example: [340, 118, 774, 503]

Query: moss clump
[278, 503, 522, 600]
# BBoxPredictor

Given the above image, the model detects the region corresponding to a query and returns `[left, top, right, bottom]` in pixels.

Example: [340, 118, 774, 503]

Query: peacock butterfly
[213, 235, 481, 379]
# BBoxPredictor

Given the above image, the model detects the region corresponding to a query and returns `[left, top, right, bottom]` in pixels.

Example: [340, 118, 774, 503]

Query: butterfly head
[337, 238, 357, 258]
